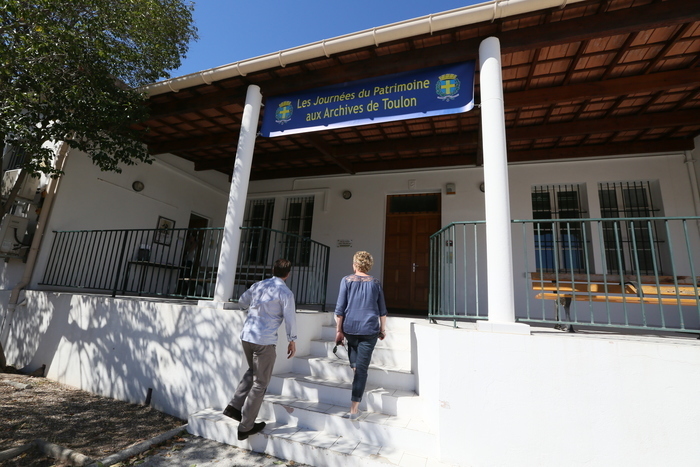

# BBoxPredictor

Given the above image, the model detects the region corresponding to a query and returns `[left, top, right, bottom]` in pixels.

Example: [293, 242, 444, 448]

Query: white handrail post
[210, 85, 262, 305]
[477, 37, 529, 334]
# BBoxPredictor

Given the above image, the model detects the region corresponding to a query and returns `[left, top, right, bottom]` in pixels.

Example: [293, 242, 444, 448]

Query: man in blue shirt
[223, 258, 297, 440]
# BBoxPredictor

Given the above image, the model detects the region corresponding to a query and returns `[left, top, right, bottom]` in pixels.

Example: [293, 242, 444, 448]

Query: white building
[2, 0, 700, 465]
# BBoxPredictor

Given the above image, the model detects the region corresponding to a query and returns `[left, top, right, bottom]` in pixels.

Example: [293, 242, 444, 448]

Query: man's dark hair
[273, 259, 292, 278]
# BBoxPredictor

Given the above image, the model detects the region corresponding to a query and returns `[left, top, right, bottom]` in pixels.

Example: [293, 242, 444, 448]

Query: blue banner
[260, 61, 475, 137]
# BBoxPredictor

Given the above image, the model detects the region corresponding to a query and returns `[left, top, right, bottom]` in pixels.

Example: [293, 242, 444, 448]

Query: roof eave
[141, 0, 582, 97]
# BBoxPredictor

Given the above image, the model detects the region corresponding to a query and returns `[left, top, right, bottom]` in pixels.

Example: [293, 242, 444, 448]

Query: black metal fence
[40, 226, 330, 307]
[41, 227, 221, 299]
[235, 227, 330, 308]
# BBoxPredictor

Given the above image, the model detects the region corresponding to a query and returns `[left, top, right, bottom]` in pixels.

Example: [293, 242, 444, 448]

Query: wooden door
[383, 194, 441, 311]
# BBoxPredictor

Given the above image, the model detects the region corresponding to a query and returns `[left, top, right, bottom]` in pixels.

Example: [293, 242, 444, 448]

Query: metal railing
[430, 217, 700, 333]
[236, 227, 330, 308]
[41, 227, 223, 299]
[40, 226, 330, 307]
[429, 220, 487, 320]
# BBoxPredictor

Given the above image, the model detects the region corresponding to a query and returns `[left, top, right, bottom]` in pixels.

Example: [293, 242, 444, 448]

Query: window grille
[283, 196, 314, 266]
[598, 181, 663, 275]
[241, 199, 275, 265]
[244, 199, 275, 228]
[531, 184, 587, 272]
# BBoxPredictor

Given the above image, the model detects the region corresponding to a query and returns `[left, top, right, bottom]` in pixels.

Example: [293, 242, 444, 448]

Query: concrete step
[384, 316, 423, 333]
[259, 393, 435, 456]
[292, 355, 415, 392]
[189, 408, 455, 467]
[321, 324, 412, 349]
[309, 339, 412, 372]
[268, 372, 422, 417]
[319, 316, 420, 332]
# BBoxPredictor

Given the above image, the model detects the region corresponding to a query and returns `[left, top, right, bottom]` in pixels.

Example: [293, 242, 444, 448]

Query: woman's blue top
[334, 274, 388, 336]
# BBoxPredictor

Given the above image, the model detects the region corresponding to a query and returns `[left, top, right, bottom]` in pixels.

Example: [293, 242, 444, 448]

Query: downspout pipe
[142, 0, 584, 97]
[7, 141, 70, 310]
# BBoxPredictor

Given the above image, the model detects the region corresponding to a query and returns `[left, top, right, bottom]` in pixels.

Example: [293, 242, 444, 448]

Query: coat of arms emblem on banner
[436, 74, 460, 102]
[275, 101, 293, 124]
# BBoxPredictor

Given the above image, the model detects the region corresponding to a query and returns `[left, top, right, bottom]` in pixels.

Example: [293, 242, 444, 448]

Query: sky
[170, 0, 483, 78]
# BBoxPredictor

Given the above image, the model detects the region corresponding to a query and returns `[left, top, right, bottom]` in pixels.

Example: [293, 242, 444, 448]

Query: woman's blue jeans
[345, 333, 378, 402]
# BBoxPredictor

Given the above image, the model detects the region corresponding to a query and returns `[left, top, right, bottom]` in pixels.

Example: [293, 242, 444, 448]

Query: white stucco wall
[25, 151, 231, 290]
[2, 288, 698, 466]
[1, 290, 328, 420]
[413, 322, 700, 467]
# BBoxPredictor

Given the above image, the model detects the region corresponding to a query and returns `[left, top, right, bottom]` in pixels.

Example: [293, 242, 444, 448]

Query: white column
[211, 85, 262, 304]
[477, 37, 529, 334]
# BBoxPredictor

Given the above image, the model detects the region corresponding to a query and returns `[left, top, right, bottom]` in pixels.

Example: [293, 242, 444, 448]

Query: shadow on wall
[4, 291, 246, 420]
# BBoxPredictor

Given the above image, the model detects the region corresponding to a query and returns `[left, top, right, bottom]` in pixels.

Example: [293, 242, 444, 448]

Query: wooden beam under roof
[507, 139, 695, 163]
[191, 133, 479, 171]
[507, 109, 700, 141]
[246, 138, 696, 181]
[145, 66, 700, 156]
[249, 154, 479, 180]
[305, 134, 355, 174]
[500, 0, 700, 55]
[248, 139, 696, 180]
[505, 69, 700, 109]
[158, 107, 699, 168]
[148, 133, 238, 154]
[146, 0, 700, 120]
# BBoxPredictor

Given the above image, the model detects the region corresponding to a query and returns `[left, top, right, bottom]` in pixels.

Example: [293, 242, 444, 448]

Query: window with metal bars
[283, 196, 314, 266]
[241, 199, 275, 265]
[531, 184, 587, 272]
[598, 181, 663, 275]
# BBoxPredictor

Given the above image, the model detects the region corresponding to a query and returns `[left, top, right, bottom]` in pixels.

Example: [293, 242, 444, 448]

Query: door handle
[412, 263, 417, 272]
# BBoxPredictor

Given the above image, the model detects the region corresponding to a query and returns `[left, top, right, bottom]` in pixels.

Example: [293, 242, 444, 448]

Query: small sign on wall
[337, 239, 353, 248]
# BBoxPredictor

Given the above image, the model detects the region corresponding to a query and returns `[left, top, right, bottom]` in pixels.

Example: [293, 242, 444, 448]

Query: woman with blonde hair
[334, 251, 387, 419]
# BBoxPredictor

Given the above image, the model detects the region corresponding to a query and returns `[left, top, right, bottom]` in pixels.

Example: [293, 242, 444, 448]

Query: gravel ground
[0, 373, 306, 466]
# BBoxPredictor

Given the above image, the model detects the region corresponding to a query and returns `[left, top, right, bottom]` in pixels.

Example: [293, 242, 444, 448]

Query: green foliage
[0, 0, 197, 175]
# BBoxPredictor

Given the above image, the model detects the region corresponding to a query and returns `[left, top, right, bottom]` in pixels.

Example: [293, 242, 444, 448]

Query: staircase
[188, 314, 453, 466]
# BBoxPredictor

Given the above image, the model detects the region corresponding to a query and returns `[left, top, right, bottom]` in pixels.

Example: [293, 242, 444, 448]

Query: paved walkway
[124, 432, 310, 467]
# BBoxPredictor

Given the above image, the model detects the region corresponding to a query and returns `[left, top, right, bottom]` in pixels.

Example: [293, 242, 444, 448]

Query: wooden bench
[529, 272, 700, 332]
